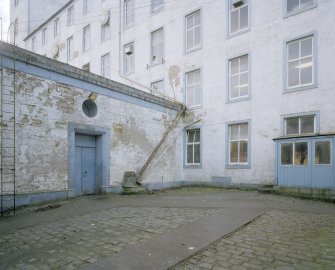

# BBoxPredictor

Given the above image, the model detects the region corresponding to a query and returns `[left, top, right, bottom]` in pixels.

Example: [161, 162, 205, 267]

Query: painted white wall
[12, 0, 335, 186]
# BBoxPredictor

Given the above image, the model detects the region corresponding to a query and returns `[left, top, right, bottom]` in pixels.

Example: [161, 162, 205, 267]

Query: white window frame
[228, 123, 249, 166]
[314, 140, 332, 166]
[286, 35, 315, 90]
[284, 0, 317, 17]
[54, 18, 60, 37]
[185, 128, 201, 167]
[83, 0, 92, 14]
[101, 53, 111, 79]
[124, 42, 135, 74]
[151, 79, 164, 95]
[151, 28, 164, 65]
[124, 0, 134, 29]
[42, 27, 47, 46]
[151, 0, 164, 14]
[185, 69, 202, 109]
[185, 9, 202, 53]
[101, 18, 111, 42]
[31, 36, 36, 52]
[228, 0, 250, 37]
[67, 36, 74, 61]
[67, 6, 74, 26]
[280, 141, 309, 166]
[284, 115, 316, 136]
[228, 54, 249, 101]
[83, 24, 91, 52]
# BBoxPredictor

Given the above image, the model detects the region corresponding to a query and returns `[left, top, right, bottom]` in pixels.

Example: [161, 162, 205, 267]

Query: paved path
[0, 188, 334, 270]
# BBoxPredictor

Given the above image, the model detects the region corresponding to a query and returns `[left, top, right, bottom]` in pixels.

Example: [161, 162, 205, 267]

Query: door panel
[81, 147, 96, 194]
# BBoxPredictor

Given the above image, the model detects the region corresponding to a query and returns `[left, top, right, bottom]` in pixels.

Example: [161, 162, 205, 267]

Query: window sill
[186, 104, 202, 111]
[225, 164, 251, 169]
[184, 164, 202, 169]
[227, 27, 250, 39]
[226, 96, 251, 104]
[185, 46, 202, 55]
[284, 83, 317, 93]
[283, 4, 317, 19]
[147, 60, 165, 69]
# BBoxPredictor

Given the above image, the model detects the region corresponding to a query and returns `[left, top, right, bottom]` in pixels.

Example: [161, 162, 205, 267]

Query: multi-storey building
[7, 0, 335, 194]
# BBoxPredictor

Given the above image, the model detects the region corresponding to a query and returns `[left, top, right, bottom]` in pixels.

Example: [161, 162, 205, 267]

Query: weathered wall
[0, 64, 180, 197]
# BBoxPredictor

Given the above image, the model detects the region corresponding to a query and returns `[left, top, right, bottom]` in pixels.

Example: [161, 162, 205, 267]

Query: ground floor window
[186, 129, 201, 166]
[281, 141, 308, 165]
[228, 122, 249, 165]
[315, 141, 331, 165]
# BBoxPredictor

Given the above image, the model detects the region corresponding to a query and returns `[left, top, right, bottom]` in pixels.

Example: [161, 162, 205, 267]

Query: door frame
[68, 123, 110, 196]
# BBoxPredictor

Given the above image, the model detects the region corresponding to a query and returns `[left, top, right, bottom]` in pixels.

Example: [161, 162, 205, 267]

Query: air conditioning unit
[52, 45, 59, 58]
[232, 0, 244, 8]
[125, 45, 133, 55]
[101, 10, 110, 25]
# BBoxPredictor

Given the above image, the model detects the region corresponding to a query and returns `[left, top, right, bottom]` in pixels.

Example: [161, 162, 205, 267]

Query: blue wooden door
[75, 135, 96, 195]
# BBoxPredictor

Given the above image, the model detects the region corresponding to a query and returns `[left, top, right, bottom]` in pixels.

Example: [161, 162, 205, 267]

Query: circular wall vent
[82, 99, 98, 118]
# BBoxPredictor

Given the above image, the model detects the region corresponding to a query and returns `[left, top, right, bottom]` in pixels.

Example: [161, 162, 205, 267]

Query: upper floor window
[124, 43, 135, 74]
[101, 53, 111, 79]
[185, 10, 201, 52]
[42, 27, 48, 45]
[151, 28, 164, 65]
[229, 54, 249, 100]
[124, 0, 134, 29]
[286, 0, 316, 16]
[67, 6, 74, 26]
[229, 0, 249, 36]
[83, 25, 91, 52]
[286, 35, 314, 90]
[14, 0, 18, 6]
[54, 18, 60, 37]
[14, 18, 18, 37]
[67, 36, 74, 61]
[285, 115, 315, 135]
[152, 0, 164, 13]
[228, 122, 249, 165]
[101, 11, 111, 42]
[83, 0, 92, 14]
[151, 80, 164, 94]
[185, 69, 201, 108]
[186, 129, 201, 166]
[31, 36, 36, 52]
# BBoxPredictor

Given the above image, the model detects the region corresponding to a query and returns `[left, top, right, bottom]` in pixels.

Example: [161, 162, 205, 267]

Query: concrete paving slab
[82, 208, 263, 270]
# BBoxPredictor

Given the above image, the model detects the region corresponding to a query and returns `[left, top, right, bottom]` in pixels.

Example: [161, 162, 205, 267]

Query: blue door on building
[75, 134, 96, 195]
[276, 135, 335, 188]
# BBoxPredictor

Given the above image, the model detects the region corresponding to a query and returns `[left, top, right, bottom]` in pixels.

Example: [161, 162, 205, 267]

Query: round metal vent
[82, 99, 98, 118]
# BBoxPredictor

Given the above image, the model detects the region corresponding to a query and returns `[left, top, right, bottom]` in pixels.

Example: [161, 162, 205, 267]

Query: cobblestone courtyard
[0, 188, 334, 270]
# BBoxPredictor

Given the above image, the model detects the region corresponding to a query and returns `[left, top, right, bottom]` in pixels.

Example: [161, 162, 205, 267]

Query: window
[229, 0, 249, 35]
[42, 28, 47, 45]
[101, 53, 111, 78]
[101, 12, 111, 42]
[315, 141, 331, 165]
[124, 43, 134, 74]
[281, 141, 308, 165]
[14, 18, 18, 37]
[151, 80, 164, 94]
[83, 25, 91, 52]
[83, 0, 92, 14]
[185, 10, 201, 52]
[82, 63, 90, 72]
[67, 6, 74, 26]
[185, 69, 201, 108]
[286, 35, 314, 90]
[14, 0, 19, 6]
[286, 0, 315, 15]
[285, 115, 315, 135]
[67, 36, 74, 61]
[228, 123, 249, 165]
[151, 28, 164, 65]
[152, 0, 164, 13]
[54, 18, 60, 37]
[124, 0, 134, 29]
[229, 54, 249, 100]
[186, 129, 201, 166]
[31, 36, 36, 52]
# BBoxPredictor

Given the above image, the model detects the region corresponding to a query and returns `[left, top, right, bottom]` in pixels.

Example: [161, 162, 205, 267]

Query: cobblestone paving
[0, 207, 220, 270]
[173, 210, 335, 270]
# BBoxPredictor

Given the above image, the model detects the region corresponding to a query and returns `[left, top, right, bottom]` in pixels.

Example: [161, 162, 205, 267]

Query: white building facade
[8, 0, 335, 189]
